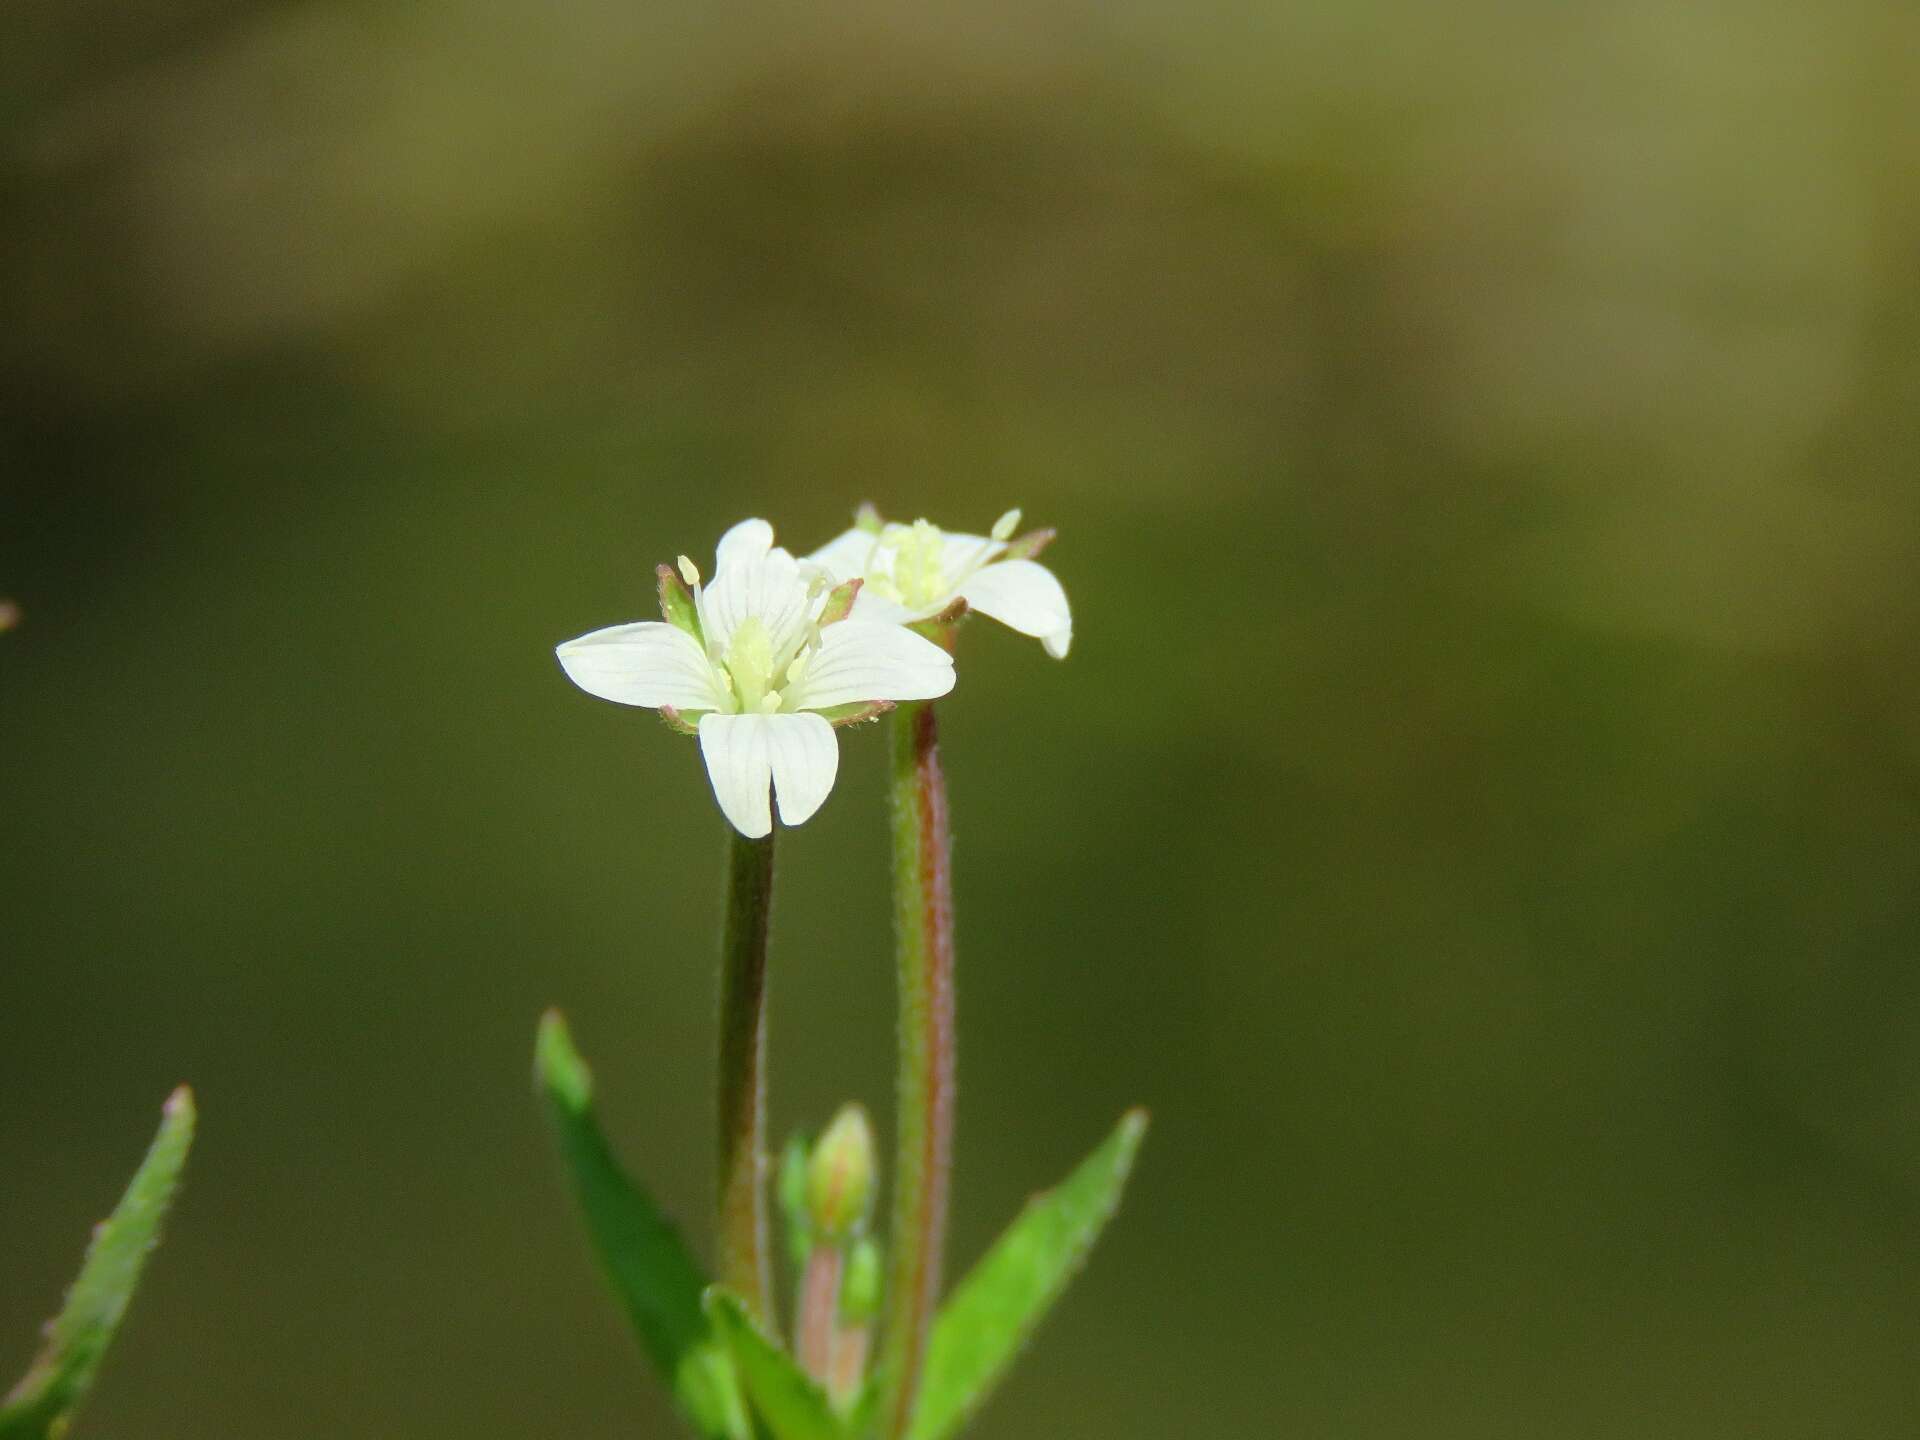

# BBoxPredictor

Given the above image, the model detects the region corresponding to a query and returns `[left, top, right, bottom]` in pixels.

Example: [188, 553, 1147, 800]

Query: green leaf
[535, 1011, 750, 1440]
[907, 1109, 1148, 1440]
[1, 1087, 196, 1440]
[704, 1290, 846, 1440]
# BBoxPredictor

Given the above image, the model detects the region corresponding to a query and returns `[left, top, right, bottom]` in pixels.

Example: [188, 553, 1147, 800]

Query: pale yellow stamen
[724, 616, 777, 712]
[678, 555, 700, 588]
[991, 508, 1022, 542]
[884, 519, 950, 610]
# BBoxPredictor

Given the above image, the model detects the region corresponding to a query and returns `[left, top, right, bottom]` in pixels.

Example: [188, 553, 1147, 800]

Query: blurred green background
[5, 0, 1920, 1434]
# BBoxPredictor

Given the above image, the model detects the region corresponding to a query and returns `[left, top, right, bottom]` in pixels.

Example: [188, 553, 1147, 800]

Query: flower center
[722, 616, 780, 712]
[869, 519, 949, 611]
[720, 614, 818, 714]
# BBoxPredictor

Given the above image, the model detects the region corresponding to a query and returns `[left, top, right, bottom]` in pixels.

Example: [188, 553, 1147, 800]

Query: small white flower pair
[556, 510, 1071, 837]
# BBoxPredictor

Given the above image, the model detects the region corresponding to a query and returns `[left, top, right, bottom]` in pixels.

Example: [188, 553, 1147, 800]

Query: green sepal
[906, 1109, 1148, 1440]
[704, 1290, 847, 1440]
[925, 597, 968, 628]
[657, 564, 704, 643]
[818, 701, 894, 729]
[779, 1131, 814, 1273]
[817, 578, 864, 628]
[535, 1011, 750, 1440]
[1, 1087, 196, 1440]
[1001, 528, 1056, 562]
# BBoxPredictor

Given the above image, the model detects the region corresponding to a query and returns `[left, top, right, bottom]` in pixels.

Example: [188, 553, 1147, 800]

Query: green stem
[879, 699, 957, 1438]
[718, 826, 776, 1327]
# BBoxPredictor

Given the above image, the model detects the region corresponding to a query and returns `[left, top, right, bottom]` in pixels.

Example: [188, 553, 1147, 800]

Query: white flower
[556, 518, 956, 838]
[806, 508, 1072, 659]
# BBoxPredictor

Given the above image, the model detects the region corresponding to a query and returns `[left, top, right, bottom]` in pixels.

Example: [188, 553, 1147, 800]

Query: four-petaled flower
[556, 518, 955, 838]
[806, 507, 1072, 659]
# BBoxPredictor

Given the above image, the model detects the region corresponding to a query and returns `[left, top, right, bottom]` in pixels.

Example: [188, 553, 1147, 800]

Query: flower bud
[806, 1103, 876, 1242]
[839, 1235, 882, 1324]
[778, 1131, 813, 1268]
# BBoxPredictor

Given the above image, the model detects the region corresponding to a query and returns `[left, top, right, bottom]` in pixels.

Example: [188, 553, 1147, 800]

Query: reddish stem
[878, 699, 956, 1437]
[796, 1245, 844, 1383]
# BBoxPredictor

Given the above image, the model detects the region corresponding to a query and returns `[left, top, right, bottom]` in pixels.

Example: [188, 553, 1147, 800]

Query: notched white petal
[955, 559, 1072, 657]
[556, 622, 725, 709]
[698, 713, 774, 838]
[785, 620, 956, 711]
[714, 518, 775, 571]
[763, 712, 839, 827]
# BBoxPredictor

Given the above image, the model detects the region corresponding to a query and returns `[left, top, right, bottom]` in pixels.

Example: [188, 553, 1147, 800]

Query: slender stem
[718, 826, 776, 1326]
[795, 1245, 844, 1382]
[828, 1316, 871, 1410]
[879, 699, 956, 1438]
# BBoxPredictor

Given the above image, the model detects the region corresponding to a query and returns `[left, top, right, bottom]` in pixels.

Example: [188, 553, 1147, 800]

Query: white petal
[807, 527, 885, 582]
[935, 529, 1007, 583]
[715, 518, 775, 571]
[698, 713, 774, 838]
[786, 620, 956, 711]
[763, 712, 839, 827]
[700, 522, 812, 657]
[956, 559, 1072, 658]
[697, 712, 842, 834]
[847, 591, 918, 627]
[556, 622, 724, 709]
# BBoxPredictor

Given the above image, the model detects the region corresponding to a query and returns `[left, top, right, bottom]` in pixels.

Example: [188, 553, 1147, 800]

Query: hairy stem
[718, 827, 776, 1326]
[879, 699, 956, 1437]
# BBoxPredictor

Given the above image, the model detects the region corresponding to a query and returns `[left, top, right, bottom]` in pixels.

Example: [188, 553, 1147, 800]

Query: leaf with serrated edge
[536, 1011, 750, 1440]
[705, 1290, 848, 1440]
[1, 1087, 195, 1440]
[906, 1110, 1147, 1440]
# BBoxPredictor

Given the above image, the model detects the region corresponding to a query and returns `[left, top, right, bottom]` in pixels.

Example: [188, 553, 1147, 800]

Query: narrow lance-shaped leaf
[906, 1109, 1148, 1440]
[535, 1011, 750, 1440]
[1, 1087, 196, 1440]
[704, 1290, 847, 1440]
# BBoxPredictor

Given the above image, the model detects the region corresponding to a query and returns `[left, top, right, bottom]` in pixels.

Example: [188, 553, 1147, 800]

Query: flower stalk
[717, 826, 776, 1326]
[878, 693, 958, 1438]
[795, 1244, 843, 1382]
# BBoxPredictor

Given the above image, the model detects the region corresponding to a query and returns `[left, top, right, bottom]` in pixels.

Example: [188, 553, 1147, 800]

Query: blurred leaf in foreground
[535, 1009, 750, 1440]
[908, 1109, 1147, 1440]
[705, 1289, 846, 1440]
[1, 1086, 196, 1440]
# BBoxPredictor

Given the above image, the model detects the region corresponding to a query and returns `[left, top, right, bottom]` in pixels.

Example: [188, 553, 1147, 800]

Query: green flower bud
[806, 1103, 876, 1242]
[779, 1131, 813, 1268]
[840, 1235, 882, 1324]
